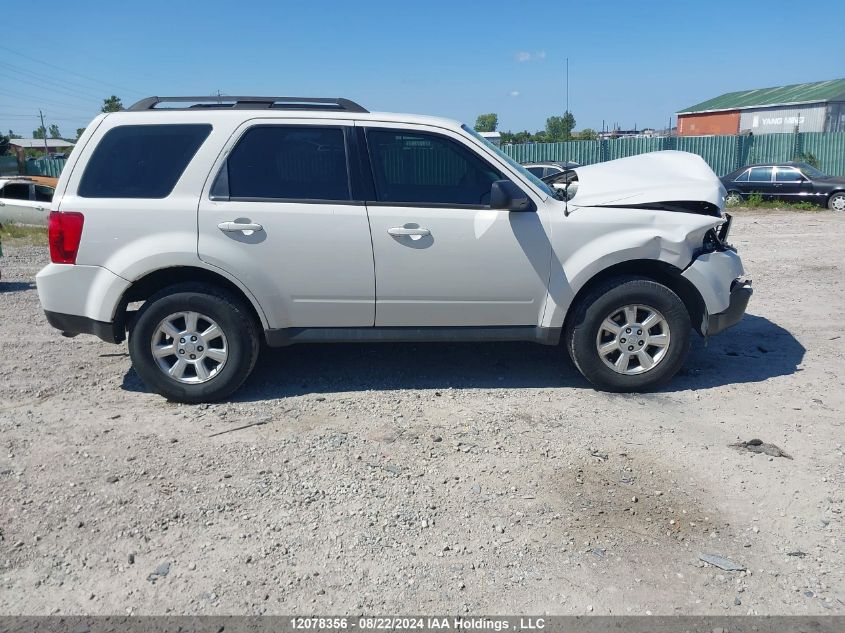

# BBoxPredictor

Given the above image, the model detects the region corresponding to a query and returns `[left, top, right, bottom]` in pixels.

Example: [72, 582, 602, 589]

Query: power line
[0, 44, 145, 97]
[0, 69, 107, 103]
[0, 60, 113, 101]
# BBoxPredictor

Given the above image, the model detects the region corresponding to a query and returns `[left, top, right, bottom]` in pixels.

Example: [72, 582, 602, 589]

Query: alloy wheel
[150, 311, 228, 384]
[595, 304, 671, 375]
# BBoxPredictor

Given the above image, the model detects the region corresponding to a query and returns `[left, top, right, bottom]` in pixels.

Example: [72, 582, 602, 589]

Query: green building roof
[678, 79, 845, 114]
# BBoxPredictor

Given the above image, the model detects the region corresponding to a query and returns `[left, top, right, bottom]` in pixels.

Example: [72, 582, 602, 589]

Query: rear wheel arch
[564, 259, 707, 336]
[117, 266, 267, 339]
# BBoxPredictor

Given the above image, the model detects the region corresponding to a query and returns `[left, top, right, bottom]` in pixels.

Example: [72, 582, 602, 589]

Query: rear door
[361, 124, 551, 327]
[197, 120, 375, 328]
[745, 166, 775, 199]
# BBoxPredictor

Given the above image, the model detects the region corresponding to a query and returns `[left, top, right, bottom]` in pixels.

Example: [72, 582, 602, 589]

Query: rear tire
[128, 283, 260, 403]
[566, 277, 691, 392]
[828, 192, 845, 212]
[725, 190, 743, 206]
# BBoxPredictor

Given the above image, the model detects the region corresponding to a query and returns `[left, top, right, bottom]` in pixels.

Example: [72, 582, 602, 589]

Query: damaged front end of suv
[547, 151, 752, 340]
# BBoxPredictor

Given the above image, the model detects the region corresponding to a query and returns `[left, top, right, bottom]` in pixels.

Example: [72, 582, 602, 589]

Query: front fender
[541, 207, 723, 329]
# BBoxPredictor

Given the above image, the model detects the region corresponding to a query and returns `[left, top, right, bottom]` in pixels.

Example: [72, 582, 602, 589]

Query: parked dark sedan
[721, 162, 845, 211]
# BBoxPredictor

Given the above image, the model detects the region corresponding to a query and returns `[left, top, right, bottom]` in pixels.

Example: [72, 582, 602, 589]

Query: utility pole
[39, 110, 49, 156]
[565, 57, 569, 113]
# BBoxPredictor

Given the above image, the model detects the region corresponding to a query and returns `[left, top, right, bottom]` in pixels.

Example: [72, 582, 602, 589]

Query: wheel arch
[116, 266, 268, 340]
[563, 259, 707, 337]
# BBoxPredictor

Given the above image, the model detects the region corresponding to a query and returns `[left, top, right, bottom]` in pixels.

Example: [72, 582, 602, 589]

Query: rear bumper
[44, 310, 123, 343]
[706, 279, 752, 336]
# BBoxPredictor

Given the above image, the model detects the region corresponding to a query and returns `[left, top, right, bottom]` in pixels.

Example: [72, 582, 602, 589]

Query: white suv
[36, 96, 751, 402]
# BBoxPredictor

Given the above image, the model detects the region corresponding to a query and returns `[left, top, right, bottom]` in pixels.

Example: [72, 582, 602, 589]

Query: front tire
[566, 277, 691, 392]
[129, 283, 260, 403]
[725, 190, 743, 206]
[828, 192, 845, 212]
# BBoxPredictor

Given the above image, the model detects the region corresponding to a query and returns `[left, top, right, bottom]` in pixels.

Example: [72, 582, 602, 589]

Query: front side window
[220, 126, 351, 201]
[0, 183, 30, 200]
[366, 129, 504, 206]
[526, 166, 544, 177]
[775, 167, 803, 182]
[748, 167, 773, 182]
[79, 124, 211, 198]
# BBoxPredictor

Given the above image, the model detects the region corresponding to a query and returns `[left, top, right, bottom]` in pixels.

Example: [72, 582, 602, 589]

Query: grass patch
[727, 192, 823, 212]
[0, 223, 48, 245]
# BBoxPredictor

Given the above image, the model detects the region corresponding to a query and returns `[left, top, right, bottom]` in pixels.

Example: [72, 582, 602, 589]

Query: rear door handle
[387, 227, 431, 236]
[218, 221, 263, 233]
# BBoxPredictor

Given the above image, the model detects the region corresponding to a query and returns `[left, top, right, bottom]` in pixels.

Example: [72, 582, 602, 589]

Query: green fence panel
[675, 135, 739, 176]
[799, 132, 845, 176]
[743, 134, 795, 168]
[605, 137, 663, 161]
[0, 156, 18, 176]
[24, 158, 66, 178]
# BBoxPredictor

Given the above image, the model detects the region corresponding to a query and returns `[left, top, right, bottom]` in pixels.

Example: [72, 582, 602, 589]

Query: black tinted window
[222, 126, 350, 201]
[748, 167, 773, 182]
[79, 124, 211, 198]
[34, 185, 54, 202]
[1, 183, 30, 200]
[734, 170, 750, 182]
[366, 129, 502, 206]
[526, 166, 544, 177]
[776, 167, 803, 182]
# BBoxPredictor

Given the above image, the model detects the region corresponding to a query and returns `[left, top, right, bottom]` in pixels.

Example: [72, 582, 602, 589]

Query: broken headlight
[700, 214, 734, 255]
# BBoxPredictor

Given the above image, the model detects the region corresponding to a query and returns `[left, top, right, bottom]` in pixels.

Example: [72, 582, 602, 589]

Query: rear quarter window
[78, 124, 211, 198]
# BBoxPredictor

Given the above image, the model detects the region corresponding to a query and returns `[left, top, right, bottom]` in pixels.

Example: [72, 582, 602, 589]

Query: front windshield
[797, 163, 829, 179]
[462, 124, 556, 198]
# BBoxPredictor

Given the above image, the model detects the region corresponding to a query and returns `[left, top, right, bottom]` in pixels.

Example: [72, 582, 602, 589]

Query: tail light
[48, 211, 85, 264]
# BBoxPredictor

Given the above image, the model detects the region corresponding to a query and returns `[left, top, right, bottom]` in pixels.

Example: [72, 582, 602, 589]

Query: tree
[545, 110, 576, 142]
[101, 95, 124, 112]
[0, 133, 9, 156]
[75, 128, 86, 141]
[575, 128, 597, 140]
[8, 130, 22, 139]
[474, 113, 498, 133]
[48, 124, 62, 139]
[33, 125, 47, 139]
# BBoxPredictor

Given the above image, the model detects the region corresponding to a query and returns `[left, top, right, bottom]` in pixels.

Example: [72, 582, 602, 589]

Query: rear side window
[217, 126, 350, 201]
[78, 124, 211, 198]
[34, 185, 54, 202]
[748, 167, 773, 182]
[366, 129, 502, 206]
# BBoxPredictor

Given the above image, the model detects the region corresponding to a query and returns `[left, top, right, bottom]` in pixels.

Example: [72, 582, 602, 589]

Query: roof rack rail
[127, 96, 369, 113]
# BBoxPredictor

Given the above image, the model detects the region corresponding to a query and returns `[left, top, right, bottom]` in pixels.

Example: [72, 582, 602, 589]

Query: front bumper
[705, 279, 752, 336]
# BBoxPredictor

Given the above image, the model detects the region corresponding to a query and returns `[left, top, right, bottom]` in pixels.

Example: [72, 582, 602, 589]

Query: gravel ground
[0, 210, 843, 615]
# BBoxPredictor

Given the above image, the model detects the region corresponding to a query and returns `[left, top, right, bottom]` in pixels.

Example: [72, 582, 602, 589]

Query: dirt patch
[0, 212, 843, 615]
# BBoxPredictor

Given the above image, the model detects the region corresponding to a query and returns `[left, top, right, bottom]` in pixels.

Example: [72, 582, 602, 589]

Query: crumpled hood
[570, 151, 725, 211]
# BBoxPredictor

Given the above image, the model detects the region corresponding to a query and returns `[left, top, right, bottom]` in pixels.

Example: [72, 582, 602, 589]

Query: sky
[2, 0, 843, 139]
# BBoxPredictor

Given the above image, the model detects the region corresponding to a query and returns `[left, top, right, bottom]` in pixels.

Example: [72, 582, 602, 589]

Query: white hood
[570, 151, 725, 210]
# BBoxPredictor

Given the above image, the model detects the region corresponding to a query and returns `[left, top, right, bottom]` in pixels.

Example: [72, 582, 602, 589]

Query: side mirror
[490, 180, 533, 212]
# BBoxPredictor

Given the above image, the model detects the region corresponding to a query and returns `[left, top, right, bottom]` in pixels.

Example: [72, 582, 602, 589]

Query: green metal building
[677, 79, 845, 136]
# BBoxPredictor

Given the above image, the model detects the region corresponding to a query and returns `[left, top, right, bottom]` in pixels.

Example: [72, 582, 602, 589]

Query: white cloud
[509, 90, 520, 97]
[515, 51, 546, 63]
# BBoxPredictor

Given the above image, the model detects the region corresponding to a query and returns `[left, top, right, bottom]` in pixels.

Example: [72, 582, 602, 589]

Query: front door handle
[218, 221, 263, 233]
[387, 227, 431, 237]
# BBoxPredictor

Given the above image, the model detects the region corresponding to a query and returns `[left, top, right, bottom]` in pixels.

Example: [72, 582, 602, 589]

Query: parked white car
[0, 177, 54, 225]
[36, 96, 751, 402]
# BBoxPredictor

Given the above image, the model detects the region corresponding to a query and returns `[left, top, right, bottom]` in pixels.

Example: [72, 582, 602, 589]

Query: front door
[0, 182, 47, 225]
[362, 125, 551, 327]
[773, 166, 812, 203]
[197, 122, 375, 329]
